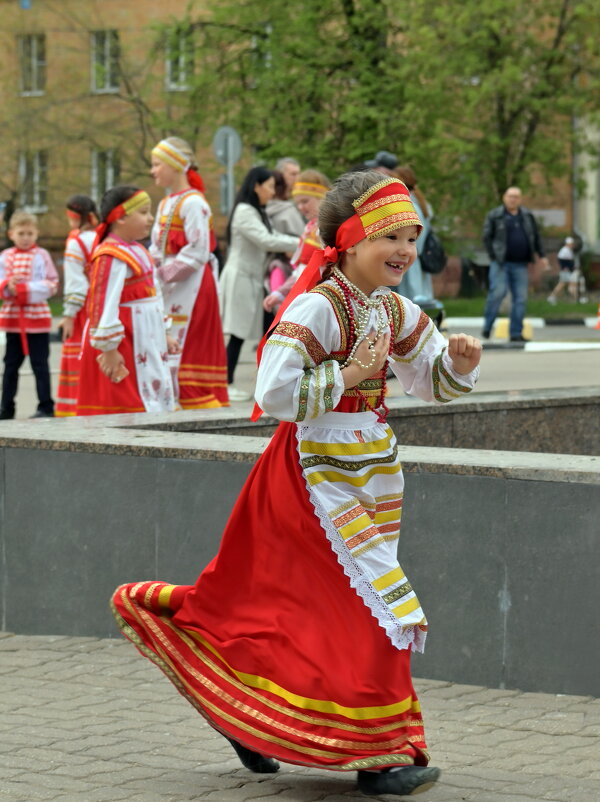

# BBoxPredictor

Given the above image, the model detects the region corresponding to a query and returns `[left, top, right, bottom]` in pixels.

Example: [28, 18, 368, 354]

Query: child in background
[111, 172, 482, 797]
[0, 211, 58, 419]
[76, 186, 179, 416]
[55, 195, 99, 416]
[150, 136, 229, 409]
[263, 169, 331, 313]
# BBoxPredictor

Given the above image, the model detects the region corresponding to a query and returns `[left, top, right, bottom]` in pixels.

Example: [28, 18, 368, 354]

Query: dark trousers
[226, 334, 244, 385]
[1, 332, 54, 414]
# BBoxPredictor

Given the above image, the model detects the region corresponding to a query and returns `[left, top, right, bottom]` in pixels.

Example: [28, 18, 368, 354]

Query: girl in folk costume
[55, 195, 99, 417]
[76, 186, 179, 416]
[264, 169, 331, 313]
[219, 166, 300, 400]
[0, 211, 58, 419]
[150, 137, 229, 409]
[111, 172, 482, 796]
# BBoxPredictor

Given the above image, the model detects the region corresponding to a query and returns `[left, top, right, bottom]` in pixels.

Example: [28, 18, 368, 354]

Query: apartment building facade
[0, 0, 223, 247]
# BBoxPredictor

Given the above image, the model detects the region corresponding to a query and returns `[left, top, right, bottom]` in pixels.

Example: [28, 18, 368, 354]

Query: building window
[165, 28, 193, 91]
[91, 149, 120, 202]
[91, 30, 119, 93]
[19, 151, 48, 212]
[18, 34, 46, 95]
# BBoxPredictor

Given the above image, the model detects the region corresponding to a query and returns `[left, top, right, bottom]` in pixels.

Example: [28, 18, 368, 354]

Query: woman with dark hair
[55, 195, 99, 416]
[76, 185, 179, 415]
[219, 166, 299, 400]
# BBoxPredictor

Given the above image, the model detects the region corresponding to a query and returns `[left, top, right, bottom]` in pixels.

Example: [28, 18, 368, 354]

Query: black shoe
[226, 737, 280, 773]
[0, 408, 15, 420]
[357, 765, 441, 796]
[481, 330, 491, 340]
[510, 335, 529, 343]
[29, 409, 55, 418]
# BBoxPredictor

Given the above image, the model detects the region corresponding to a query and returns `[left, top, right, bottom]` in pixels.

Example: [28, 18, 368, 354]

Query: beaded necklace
[331, 267, 395, 422]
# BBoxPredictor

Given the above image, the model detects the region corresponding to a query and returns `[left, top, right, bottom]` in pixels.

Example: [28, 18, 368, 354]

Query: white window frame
[18, 33, 46, 96]
[91, 149, 120, 203]
[165, 28, 193, 91]
[91, 30, 119, 93]
[19, 151, 48, 213]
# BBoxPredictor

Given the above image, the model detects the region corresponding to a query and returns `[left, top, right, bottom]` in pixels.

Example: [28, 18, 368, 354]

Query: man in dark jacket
[482, 187, 548, 341]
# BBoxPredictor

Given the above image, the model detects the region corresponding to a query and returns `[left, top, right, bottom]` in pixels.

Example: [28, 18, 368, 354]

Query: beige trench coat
[220, 203, 299, 341]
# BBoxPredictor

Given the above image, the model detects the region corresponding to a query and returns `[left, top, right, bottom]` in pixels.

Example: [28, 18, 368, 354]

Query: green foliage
[156, 0, 600, 219]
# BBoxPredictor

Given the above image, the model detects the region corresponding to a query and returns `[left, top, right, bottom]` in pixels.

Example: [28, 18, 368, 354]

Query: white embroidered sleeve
[62, 239, 90, 316]
[389, 295, 479, 403]
[89, 260, 128, 351]
[255, 293, 345, 422]
[28, 249, 59, 303]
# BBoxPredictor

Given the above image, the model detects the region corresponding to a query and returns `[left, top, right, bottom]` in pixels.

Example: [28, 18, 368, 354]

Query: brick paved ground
[0, 633, 598, 801]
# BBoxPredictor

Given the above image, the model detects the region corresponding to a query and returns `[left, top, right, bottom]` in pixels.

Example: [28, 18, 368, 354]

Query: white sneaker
[547, 295, 557, 305]
[227, 386, 252, 402]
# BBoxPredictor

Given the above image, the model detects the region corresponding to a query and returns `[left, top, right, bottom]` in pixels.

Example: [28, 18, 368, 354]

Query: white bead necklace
[332, 267, 389, 369]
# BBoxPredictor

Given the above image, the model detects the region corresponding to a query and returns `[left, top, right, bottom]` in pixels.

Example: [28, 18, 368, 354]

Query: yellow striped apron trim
[307, 463, 400, 488]
[392, 596, 422, 619]
[300, 429, 392, 456]
[372, 567, 405, 592]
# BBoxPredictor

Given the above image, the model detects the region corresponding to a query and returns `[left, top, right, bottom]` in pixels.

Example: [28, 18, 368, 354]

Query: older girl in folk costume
[111, 172, 481, 796]
[76, 187, 178, 416]
[263, 169, 331, 313]
[219, 166, 300, 400]
[150, 137, 229, 409]
[55, 195, 99, 417]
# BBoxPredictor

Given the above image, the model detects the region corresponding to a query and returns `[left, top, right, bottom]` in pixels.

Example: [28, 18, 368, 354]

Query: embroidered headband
[92, 190, 151, 252]
[152, 139, 206, 192]
[251, 177, 422, 421]
[292, 181, 329, 200]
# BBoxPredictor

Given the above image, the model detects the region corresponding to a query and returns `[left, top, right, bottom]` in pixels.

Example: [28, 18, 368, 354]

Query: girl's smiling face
[341, 225, 419, 295]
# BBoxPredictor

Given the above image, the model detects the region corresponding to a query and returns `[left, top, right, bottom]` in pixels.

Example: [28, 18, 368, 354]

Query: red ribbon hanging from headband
[187, 168, 206, 193]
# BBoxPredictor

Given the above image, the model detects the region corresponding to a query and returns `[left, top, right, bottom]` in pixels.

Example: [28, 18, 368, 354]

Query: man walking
[482, 186, 548, 341]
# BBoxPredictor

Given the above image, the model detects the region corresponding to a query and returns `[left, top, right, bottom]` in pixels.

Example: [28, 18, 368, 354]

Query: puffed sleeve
[26, 249, 59, 303]
[255, 292, 345, 422]
[149, 198, 165, 265]
[233, 204, 299, 253]
[389, 294, 479, 403]
[62, 238, 90, 317]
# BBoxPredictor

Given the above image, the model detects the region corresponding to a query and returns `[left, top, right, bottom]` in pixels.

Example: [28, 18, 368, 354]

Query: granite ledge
[400, 445, 600, 484]
[0, 421, 598, 483]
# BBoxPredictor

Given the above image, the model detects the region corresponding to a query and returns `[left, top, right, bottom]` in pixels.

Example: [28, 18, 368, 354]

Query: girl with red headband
[55, 195, 98, 416]
[111, 171, 481, 796]
[149, 137, 229, 409]
[76, 186, 179, 415]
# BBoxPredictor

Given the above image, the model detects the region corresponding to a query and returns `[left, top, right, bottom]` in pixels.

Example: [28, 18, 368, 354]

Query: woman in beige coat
[220, 167, 299, 400]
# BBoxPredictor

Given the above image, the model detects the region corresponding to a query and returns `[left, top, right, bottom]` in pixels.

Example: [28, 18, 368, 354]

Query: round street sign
[212, 126, 242, 166]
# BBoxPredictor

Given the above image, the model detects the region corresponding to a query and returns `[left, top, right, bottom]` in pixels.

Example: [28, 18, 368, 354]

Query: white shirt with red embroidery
[0, 246, 58, 333]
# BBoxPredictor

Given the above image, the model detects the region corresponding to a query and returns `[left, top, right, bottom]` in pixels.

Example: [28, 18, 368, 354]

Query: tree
[160, 0, 600, 224]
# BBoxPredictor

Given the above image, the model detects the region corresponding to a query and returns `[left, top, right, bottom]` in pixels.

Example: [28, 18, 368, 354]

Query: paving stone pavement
[0, 633, 598, 801]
